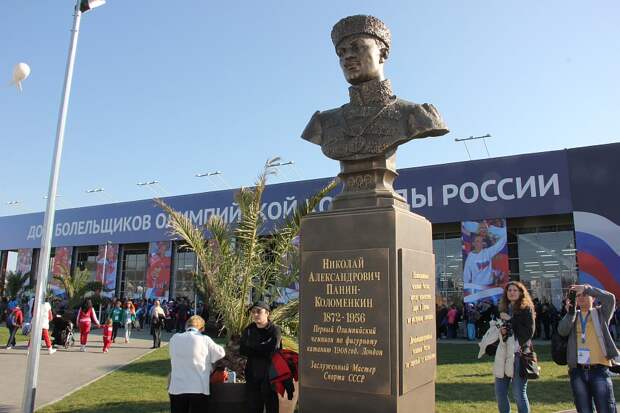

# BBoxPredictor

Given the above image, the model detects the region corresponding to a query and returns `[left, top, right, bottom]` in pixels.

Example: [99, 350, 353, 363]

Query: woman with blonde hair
[494, 281, 536, 413]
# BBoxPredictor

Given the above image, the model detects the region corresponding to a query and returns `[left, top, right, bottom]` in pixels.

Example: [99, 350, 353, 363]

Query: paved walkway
[0, 328, 171, 412]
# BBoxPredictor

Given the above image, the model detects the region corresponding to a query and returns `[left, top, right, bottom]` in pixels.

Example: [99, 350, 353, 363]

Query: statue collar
[348, 79, 394, 106]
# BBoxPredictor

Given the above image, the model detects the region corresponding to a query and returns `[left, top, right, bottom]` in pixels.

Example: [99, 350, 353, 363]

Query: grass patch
[39, 342, 620, 412]
[38, 346, 171, 413]
[436, 343, 620, 413]
[0, 325, 27, 346]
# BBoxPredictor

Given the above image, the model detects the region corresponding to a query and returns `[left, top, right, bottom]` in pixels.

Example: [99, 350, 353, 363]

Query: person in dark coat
[240, 301, 282, 413]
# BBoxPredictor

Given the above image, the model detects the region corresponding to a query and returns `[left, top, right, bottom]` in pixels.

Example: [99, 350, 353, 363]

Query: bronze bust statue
[302, 15, 449, 209]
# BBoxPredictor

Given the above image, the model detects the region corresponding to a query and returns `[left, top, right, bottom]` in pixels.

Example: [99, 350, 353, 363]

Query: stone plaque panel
[300, 248, 390, 395]
[399, 248, 436, 394]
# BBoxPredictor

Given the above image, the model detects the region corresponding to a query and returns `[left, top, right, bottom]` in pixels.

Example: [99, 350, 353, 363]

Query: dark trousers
[152, 325, 162, 347]
[169, 393, 209, 413]
[6, 325, 18, 347]
[112, 322, 121, 341]
[246, 381, 278, 413]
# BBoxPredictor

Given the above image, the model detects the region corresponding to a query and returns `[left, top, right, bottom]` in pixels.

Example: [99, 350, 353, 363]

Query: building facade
[1, 143, 618, 309]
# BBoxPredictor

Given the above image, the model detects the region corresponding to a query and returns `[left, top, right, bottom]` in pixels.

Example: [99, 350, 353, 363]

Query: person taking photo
[558, 284, 618, 413]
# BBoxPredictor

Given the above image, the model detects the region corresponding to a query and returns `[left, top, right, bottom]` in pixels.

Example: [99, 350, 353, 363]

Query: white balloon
[12, 62, 31, 92]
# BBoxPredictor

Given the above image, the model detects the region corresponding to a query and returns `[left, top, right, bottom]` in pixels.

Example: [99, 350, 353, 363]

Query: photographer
[558, 284, 618, 413]
[494, 282, 535, 413]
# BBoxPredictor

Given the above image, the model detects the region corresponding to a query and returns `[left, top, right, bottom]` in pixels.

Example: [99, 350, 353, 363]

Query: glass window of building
[433, 232, 463, 305]
[75, 246, 99, 281]
[174, 247, 197, 300]
[120, 246, 148, 300]
[517, 227, 578, 310]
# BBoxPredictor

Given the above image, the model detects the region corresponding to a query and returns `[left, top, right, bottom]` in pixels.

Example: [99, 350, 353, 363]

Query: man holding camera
[558, 284, 618, 413]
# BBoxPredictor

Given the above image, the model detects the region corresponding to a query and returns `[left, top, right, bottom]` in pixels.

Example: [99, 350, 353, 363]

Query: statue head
[331, 15, 391, 85]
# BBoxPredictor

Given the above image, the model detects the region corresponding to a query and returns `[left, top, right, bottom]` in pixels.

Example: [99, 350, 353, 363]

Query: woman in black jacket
[495, 281, 536, 413]
[240, 301, 281, 413]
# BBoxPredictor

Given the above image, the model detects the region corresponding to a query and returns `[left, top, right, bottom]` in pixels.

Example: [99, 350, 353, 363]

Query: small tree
[158, 160, 336, 375]
[5, 271, 30, 298]
[53, 264, 92, 309]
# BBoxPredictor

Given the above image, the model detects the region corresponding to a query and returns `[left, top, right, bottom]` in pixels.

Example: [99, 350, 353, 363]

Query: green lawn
[0, 325, 27, 346]
[39, 342, 620, 413]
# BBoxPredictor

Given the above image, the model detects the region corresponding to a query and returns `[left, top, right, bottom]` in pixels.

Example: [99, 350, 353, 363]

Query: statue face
[336, 35, 387, 85]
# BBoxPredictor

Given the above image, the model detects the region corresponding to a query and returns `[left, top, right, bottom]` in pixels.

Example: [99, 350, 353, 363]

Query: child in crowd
[102, 319, 113, 353]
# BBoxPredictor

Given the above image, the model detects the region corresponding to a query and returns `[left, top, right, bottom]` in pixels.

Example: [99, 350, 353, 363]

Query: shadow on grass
[42, 400, 169, 413]
[115, 356, 170, 378]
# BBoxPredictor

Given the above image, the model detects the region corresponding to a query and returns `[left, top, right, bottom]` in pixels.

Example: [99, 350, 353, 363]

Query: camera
[501, 319, 513, 342]
[568, 290, 577, 307]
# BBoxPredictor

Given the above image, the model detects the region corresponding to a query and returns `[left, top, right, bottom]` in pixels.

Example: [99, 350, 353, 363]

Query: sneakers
[6, 346, 12, 350]
[80, 345, 86, 352]
[48, 348, 56, 355]
[103, 349, 108, 353]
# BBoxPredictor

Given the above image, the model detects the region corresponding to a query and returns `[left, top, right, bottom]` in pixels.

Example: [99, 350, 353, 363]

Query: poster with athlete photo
[17, 248, 33, 275]
[50, 246, 72, 296]
[146, 241, 172, 300]
[96, 244, 119, 297]
[462, 219, 509, 304]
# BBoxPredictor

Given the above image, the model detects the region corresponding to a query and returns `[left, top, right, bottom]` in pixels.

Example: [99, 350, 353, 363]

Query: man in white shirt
[168, 315, 225, 412]
[463, 225, 507, 302]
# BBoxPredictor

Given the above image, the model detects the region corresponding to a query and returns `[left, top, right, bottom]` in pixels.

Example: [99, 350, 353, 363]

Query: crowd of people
[4, 285, 619, 413]
[437, 295, 620, 344]
[1, 294, 210, 353]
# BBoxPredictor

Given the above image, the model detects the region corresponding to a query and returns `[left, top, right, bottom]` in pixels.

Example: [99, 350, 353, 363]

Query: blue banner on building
[0, 147, 584, 250]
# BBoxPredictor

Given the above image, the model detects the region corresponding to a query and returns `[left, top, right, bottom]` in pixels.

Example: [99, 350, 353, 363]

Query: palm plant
[157, 160, 336, 373]
[5, 271, 30, 298]
[52, 264, 92, 309]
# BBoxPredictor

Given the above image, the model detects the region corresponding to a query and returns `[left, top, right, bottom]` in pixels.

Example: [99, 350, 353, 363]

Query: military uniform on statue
[299, 15, 448, 413]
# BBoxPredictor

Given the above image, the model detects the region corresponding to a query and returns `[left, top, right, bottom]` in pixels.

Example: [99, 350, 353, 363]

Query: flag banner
[50, 247, 73, 297]
[17, 248, 33, 276]
[462, 219, 509, 304]
[96, 244, 118, 297]
[80, 0, 106, 13]
[146, 241, 172, 300]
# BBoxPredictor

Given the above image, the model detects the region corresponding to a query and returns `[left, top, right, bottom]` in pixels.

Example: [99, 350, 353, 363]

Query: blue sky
[1, 0, 618, 216]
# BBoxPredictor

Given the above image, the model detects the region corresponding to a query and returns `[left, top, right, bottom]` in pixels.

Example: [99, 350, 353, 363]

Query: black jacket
[511, 308, 535, 348]
[240, 321, 282, 383]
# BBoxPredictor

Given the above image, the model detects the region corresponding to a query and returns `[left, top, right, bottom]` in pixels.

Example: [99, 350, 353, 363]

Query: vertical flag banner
[96, 244, 118, 297]
[17, 248, 33, 275]
[50, 246, 73, 296]
[567, 145, 620, 299]
[147, 241, 172, 299]
[573, 212, 620, 298]
[462, 219, 509, 303]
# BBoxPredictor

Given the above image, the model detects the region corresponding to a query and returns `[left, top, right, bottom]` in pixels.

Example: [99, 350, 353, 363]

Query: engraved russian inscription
[400, 248, 437, 394]
[300, 248, 390, 395]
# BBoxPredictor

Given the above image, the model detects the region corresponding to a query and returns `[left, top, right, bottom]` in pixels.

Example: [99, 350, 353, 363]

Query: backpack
[551, 327, 568, 365]
[7, 312, 16, 326]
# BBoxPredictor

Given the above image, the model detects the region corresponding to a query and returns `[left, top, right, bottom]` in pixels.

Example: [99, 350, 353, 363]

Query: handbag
[551, 328, 568, 365]
[519, 345, 541, 379]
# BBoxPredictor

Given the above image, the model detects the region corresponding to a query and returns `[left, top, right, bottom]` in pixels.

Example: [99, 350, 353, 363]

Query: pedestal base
[299, 205, 437, 413]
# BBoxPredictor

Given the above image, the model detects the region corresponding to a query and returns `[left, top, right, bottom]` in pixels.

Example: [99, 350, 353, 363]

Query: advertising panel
[17, 248, 33, 275]
[146, 241, 172, 300]
[0, 147, 575, 250]
[96, 244, 118, 297]
[568, 144, 620, 298]
[462, 219, 509, 303]
[50, 246, 72, 296]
